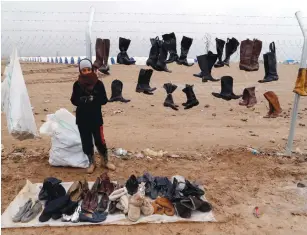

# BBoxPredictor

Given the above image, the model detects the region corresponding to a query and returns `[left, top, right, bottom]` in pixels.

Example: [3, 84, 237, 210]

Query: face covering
[78, 72, 98, 93]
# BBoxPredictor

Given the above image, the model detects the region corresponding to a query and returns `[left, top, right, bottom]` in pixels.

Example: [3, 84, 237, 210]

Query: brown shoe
[239, 87, 257, 108]
[67, 181, 83, 202]
[239, 39, 262, 71]
[293, 68, 307, 96]
[263, 91, 282, 118]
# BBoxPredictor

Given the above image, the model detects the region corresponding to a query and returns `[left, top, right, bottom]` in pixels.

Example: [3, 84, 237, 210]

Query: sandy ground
[1, 62, 307, 234]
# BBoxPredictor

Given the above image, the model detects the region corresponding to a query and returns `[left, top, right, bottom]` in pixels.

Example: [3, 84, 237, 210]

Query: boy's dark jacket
[71, 80, 108, 126]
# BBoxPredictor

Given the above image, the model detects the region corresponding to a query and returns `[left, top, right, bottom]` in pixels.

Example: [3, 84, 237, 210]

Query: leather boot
[146, 36, 160, 69]
[223, 37, 240, 66]
[99, 144, 116, 171]
[239, 87, 257, 108]
[163, 32, 179, 64]
[86, 154, 95, 174]
[263, 91, 282, 118]
[108, 79, 131, 103]
[212, 76, 242, 101]
[135, 69, 155, 95]
[293, 68, 307, 96]
[214, 38, 225, 68]
[177, 36, 194, 66]
[99, 39, 110, 74]
[155, 40, 172, 73]
[250, 39, 262, 71]
[163, 83, 179, 111]
[93, 38, 104, 70]
[143, 69, 157, 92]
[239, 39, 254, 71]
[259, 42, 279, 83]
[117, 37, 135, 65]
[193, 52, 219, 82]
[182, 85, 199, 109]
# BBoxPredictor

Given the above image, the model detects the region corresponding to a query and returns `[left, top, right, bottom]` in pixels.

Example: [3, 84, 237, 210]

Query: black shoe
[214, 38, 225, 68]
[146, 36, 160, 68]
[177, 36, 194, 66]
[163, 32, 179, 64]
[135, 69, 156, 95]
[163, 83, 179, 110]
[212, 76, 242, 100]
[109, 79, 131, 103]
[155, 40, 172, 73]
[258, 42, 279, 83]
[117, 37, 135, 65]
[194, 52, 220, 82]
[182, 84, 199, 109]
[223, 37, 240, 66]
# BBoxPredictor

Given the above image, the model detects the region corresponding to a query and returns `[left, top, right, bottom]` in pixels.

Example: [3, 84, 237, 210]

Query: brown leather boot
[246, 87, 257, 108]
[293, 68, 307, 96]
[239, 89, 249, 106]
[250, 39, 262, 71]
[100, 39, 110, 74]
[93, 38, 104, 69]
[239, 39, 254, 71]
[263, 91, 282, 118]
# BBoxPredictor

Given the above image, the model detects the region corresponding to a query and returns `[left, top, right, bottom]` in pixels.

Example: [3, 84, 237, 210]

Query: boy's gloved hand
[80, 96, 94, 104]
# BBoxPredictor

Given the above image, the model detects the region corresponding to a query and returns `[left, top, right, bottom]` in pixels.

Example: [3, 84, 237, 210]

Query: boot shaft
[119, 37, 131, 52]
[102, 39, 110, 64]
[137, 69, 147, 84]
[182, 85, 196, 101]
[215, 38, 225, 60]
[250, 39, 262, 70]
[196, 52, 217, 75]
[240, 39, 254, 66]
[110, 80, 123, 98]
[93, 38, 104, 69]
[220, 76, 234, 96]
[163, 83, 177, 94]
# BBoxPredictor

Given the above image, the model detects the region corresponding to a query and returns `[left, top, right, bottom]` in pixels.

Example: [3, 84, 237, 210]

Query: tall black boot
[163, 83, 179, 110]
[117, 37, 135, 65]
[135, 69, 155, 95]
[193, 52, 219, 82]
[177, 36, 194, 66]
[143, 69, 156, 92]
[146, 36, 160, 69]
[163, 33, 179, 64]
[258, 42, 279, 83]
[154, 40, 172, 73]
[223, 37, 239, 66]
[214, 38, 225, 68]
[182, 85, 199, 109]
[108, 80, 130, 103]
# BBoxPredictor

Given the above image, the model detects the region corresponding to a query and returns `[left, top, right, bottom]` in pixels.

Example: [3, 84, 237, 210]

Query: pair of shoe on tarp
[12, 199, 43, 223]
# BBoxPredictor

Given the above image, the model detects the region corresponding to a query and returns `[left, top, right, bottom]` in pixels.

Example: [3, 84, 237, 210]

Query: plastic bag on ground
[40, 108, 89, 168]
[1, 48, 38, 140]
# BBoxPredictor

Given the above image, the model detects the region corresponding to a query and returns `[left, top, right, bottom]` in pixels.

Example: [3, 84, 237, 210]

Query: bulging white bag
[1, 48, 38, 140]
[40, 108, 89, 168]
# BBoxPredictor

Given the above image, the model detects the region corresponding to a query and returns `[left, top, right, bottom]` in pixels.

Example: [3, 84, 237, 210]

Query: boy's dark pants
[78, 124, 108, 163]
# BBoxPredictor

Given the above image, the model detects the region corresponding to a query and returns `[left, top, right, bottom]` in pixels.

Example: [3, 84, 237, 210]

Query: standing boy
[71, 58, 115, 173]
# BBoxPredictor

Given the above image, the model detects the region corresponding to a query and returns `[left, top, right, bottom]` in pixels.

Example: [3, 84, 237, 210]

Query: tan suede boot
[293, 68, 307, 96]
[86, 154, 96, 174]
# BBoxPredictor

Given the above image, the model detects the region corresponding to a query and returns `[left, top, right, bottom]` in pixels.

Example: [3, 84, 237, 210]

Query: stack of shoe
[79, 177, 108, 223]
[239, 87, 257, 108]
[146, 36, 172, 73]
[258, 42, 279, 83]
[212, 76, 242, 101]
[117, 37, 136, 65]
[109, 80, 131, 103]
[163, 83, 179, 111]
[182, 84, 199, 109]
[194, 51, 220, 82]
[239, 38, 262, 71]
[293, 68, 307, 96]
[263, 91, 282, 118]
[12, 199, 42, 223]
[93, 38, 111, 74]
[135, 69, 157, 95]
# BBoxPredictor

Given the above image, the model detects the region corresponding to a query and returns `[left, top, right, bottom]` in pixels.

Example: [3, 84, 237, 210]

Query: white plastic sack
[1, 48, 38, 140]
[40, 108, 89, 168]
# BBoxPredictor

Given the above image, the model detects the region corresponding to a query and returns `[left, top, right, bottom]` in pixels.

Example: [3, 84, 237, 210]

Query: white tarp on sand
[1, 180, 216, 228]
